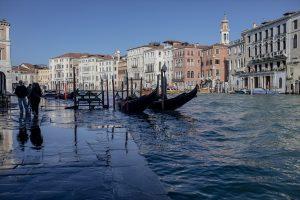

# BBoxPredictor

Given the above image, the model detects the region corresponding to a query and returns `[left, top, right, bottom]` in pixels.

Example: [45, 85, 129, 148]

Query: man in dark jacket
[15, 80, 29, 115]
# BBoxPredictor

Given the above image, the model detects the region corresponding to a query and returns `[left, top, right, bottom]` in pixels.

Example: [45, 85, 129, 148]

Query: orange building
[201, 44, 229, 90]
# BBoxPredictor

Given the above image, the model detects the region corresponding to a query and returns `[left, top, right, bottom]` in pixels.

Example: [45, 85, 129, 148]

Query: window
[191, 51, 193, 56]
[259, 44, 262, 55]
[0, 48, 2, 60]
[259, 32, 262, 41]
[187, 71, 190, 78]
[277, 39, 280, 51]
[293, 34, 298, 48]
[216, 49, 220, 54]
[265, 42, 268, 53]
[279, 78, 282, 89]
[293, 20, 298, 30]
[216, 69, 220, 76]
[248, 36, 251, 43]
[248, 47, 251, 57]
[210, 60, 212, 65]
[255, 33, 257, 42]
[283, 38, 286, 50]
[265, 30, 269, 38]
[270, 43, 273, 52]
[255, 45, 257, 56]
[283, 23, 286, 33]
[215, 59, 220, 64]
[271, 28, 273, 37]
[191, 71, 194, 78]
[277, 25, 280, 35]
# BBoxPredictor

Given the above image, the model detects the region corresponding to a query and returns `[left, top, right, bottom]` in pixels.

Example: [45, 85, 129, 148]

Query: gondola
[55, 92, 74, 100]
[117, 88, 159, 114]
[149, 85, 198, 111]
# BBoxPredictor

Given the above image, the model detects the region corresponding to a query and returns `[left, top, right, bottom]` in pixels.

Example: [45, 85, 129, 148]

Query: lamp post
[161, 63, 167, 111]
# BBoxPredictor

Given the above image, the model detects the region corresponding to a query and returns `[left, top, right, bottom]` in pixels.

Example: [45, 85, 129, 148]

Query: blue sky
[1, 0, 299, 66]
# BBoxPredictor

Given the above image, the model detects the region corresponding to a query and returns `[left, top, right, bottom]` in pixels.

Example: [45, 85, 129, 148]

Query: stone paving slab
[0, 109, 170, 200]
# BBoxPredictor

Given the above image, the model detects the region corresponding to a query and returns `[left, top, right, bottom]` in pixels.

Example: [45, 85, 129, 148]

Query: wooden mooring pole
[121, 81, 124, 99]
[130, 77, 133, 96]
[112, 77, 115, 110]
[126, 74, 129, 98]
[106, 79, 109, 108]
[101, 79, 104, 107]
[140, 77, 143, 97]
[73, 66, 77, 107]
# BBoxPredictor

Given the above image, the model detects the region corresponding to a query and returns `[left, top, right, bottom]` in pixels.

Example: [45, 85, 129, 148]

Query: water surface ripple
[126, 94, 300, 200]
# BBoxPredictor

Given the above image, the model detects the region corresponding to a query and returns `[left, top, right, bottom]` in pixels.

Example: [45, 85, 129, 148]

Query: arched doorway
[0, 71, 6, 95]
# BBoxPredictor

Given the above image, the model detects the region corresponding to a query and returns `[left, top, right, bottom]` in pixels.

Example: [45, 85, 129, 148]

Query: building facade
[49, 53, 88, 92]
[173, 43, 204, 90]
[117, 56, 127, 90]
[0, 19, 12, 92]
[229, 11, 300, 94]
[37, 67, 51, 90]
[201, 44, 229, 90]
[228, 38, 246, 90]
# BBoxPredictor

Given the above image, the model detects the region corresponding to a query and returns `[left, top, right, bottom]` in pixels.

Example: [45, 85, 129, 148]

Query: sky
[1, 0, 300, 66]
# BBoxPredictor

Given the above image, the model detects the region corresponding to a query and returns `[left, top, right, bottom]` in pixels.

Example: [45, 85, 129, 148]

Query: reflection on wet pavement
[0, 99, 169, 200]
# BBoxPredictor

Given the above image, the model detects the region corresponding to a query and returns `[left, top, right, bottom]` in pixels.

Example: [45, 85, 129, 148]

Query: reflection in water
[30, 117, 43, 150]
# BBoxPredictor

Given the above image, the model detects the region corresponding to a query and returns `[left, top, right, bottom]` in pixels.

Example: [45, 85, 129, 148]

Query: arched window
[191, 71, 194, 78]
[293, 34, 298, 48]
[187, 71, 190, 78]
[279, 78, 282, 89]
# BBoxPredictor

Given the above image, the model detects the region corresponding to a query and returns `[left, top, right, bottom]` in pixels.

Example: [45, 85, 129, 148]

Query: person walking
[14, 80, 29, 115]
[28, 83, 42, 116]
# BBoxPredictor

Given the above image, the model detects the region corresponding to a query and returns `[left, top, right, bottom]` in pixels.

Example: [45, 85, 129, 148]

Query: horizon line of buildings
[1, 11, 300, 94]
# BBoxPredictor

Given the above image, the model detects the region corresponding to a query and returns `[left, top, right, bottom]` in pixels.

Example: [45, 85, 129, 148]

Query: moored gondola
[118, 88, 159, 114]
[149, 85, 198, 111]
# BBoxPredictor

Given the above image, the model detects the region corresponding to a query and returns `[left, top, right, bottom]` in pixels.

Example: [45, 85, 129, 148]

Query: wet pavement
[0, 99, 169, 200]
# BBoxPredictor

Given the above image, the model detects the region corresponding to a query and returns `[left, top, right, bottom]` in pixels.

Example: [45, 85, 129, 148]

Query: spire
[220, 14, 230, 45]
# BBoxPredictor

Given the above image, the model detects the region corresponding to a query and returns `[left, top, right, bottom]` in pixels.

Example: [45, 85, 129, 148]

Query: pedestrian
[29, 83, 42, 116]
[14, 80, 29, 115]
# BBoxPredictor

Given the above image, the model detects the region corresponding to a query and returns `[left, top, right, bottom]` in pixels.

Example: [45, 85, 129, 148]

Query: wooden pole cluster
[101, 79, 104, 107]
[106, 79, 109, 108]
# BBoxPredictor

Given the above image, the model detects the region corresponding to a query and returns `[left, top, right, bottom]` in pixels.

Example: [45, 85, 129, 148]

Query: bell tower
[0, 19, 12, 92]
[220, 14, 230, 45]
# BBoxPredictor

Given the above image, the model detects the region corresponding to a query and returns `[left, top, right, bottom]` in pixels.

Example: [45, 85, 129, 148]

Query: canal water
[125, 94, 300, 199]
[1, 94, 300, 199]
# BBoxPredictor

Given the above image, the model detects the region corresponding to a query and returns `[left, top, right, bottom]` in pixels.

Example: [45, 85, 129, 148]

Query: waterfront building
[172, 43, 204, 90]
[127, 43, 157, 88]
[201, 44, 229, 91]
[0, 19, 12, 92]
[117, 56, 127, 90]
[98, 53, 119, 91]
[12, 63, 40, 87]
[49, 53, 89, 92]
[228, 38, 246, 91]
[77, 54, 109, 91]
[231, 11, 300, 94]
[37, 66, 51, 90]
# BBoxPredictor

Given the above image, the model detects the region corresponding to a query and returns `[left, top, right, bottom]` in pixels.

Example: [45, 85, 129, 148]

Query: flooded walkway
[0, 99, 169, 200]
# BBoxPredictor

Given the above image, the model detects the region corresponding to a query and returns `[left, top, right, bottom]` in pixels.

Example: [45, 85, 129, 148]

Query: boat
[234, 88, 250, 94]
[149, 85, 198, 111]
[117, 88, 159, 114]
[251, 88, 277, 95]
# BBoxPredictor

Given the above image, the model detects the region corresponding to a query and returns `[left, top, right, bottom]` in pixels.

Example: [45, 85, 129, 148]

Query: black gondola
[118, 88, 159, 114]
[149, 85, 198, 111]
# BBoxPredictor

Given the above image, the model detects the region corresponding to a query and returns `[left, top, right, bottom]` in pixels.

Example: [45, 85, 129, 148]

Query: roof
[242, 10, 300, 34]
[52, 53, 90, 59]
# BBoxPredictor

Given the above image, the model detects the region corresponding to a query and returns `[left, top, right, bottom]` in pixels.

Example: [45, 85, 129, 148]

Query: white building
[49, 53, 88, 92]
[230, 11, 300, 94]
[0, 19, 12, 93]
[127, 44, 153, 87]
